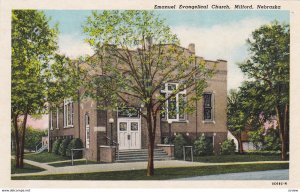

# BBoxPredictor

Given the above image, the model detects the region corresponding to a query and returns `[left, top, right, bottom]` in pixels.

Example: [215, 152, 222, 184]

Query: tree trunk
[12, 112, 29, 169]
[146, 106, 155, 176]
[237, 135, 244, 154]
[276, 105, 288, 160]
[281, 135, 287, 160]
[20, 115, 27, 168]
[147, 135, 154, 176]
[12, 114, 20, 168]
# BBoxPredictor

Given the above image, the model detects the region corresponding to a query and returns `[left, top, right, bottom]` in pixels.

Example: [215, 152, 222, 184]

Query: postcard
[0, 0, 299, 191]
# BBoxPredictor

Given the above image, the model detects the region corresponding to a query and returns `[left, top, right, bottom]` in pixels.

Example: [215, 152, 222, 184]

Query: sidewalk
[11, 159, 288, 177]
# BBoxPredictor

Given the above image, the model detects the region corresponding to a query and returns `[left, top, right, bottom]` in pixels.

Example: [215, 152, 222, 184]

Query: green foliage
[238, 21, 289, 159]
[12, 10, 58, 116]
[248, 127, 265, 150]
[83, 10, 214, 113]
[58, 138, 71, 156]
[239, 22, 289, 106]
[249, 128, 281, 151]
[194, 136, 213, 156]
[173, 134, 187, 159]
[83, 10, 215, 175]
[47, 54, 85, 108]
[263, 128, 281, 151]
[220, 140, 236, 155]
[66, 138, 84, 159]
[11, 10, 84, 168]
[24, 126, 47, 151]
[52, 139, 62, 155]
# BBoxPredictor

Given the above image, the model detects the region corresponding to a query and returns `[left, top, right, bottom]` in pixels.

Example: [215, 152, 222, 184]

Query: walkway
[11, 159, 288, 177]
[175, 169, 289, 180]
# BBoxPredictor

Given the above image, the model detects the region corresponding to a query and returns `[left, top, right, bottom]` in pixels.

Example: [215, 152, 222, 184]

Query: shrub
[52, 138, 62, 155]
[263, 128, 281, 151]
[181, 134, 193, 146]
[221, 139, 236, 155]
[58, 138, 71, 156]
[173, 134, 187, 159]
[194, 136, 213, 156]
[66, 138, 84, 159]
[220, 139, 236, 155]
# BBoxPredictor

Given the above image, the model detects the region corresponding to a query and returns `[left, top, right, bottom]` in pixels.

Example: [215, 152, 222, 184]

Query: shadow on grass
[24, 152, 70, 163]
[11, 159, 45, 174]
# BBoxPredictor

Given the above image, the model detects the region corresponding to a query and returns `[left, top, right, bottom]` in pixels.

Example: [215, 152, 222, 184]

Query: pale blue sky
[45, 10, 289, 38]
[44, 10, 289, 91]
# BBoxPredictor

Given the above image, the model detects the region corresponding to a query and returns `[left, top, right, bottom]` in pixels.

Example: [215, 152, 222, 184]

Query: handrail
[183, 146, 194, 162]
[71, 148, 87, 166]
[104, 136, 119, 160]
[35, 142, 42, 152]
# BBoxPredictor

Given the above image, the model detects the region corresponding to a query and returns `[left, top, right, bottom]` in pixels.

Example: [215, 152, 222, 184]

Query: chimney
[188, 43, 195, 53]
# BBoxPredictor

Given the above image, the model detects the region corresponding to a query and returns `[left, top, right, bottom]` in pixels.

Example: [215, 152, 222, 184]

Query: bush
[24, 126, 47, 151]
[66, 138, 84, 159]
[52, 139, 62, 155]
[220, 139, 236, 155]
[194, 136, 213, 156]
[58, 138, 71, 156]
[263, 129, 281, 151]
[173, 134, 187, 159]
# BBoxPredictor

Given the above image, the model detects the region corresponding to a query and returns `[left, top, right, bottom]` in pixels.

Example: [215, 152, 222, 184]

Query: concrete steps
[35, 145, 48, 154]
[115, 148, 172, 163]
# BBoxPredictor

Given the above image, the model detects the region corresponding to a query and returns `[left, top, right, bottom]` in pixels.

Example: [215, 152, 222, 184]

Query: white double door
[117, 118, 141, 150]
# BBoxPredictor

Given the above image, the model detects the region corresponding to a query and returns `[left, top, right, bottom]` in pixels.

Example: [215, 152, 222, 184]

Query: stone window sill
[64, 125, 74, 128]
[202, 120, 215, 124]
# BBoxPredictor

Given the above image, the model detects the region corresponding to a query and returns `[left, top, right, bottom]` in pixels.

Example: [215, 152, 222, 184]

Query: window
[203, 93, 214, 121]
[118, 107, 140, 118]
[64, 98, 74, 127]
[161, 83, 186, 121]
[85, 114, 90, 149]
[50, 108, 58, 130]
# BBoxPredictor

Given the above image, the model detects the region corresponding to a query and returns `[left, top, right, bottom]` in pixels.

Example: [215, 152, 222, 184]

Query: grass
[191, 154, 285, 163]
[49, 160, 97, 167]
[24, 152, 70, 163]
[11, 159, 45, 174]
[11, 162, 288, 180]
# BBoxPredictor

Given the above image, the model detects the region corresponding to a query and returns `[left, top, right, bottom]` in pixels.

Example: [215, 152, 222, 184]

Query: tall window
[161, 83, 186, 121]
[50, 108, 59, 130]
[85, 114, 90, 149]
[203, 93, 214, 121]
[64, 98, 74, 127]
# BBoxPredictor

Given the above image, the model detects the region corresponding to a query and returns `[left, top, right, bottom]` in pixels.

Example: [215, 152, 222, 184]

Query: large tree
[228, 81, 270, 153]
[83, 10, 214, 176]
[12, 10, 58, 168]
[11, 10, 81, 168]
[239, 21, 289, 160]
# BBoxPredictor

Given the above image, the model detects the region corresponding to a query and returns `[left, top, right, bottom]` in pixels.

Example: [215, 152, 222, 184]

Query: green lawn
[11, 162, 288, 180]
[49, 160, 97, 167]
[191, 154, 285, 163]
[11, 159, 45, 174]
[24, 152, 70, 163]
